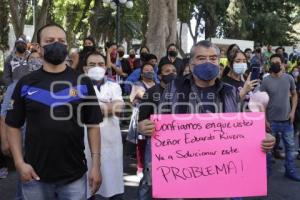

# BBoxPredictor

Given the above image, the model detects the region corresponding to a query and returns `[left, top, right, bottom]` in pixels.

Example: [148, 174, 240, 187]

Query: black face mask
[270, 63, 281, 73]
[16, 45, 27, 53]
[168, 50, 177, 57]
[83, 46, 95, 52]
[161, 73, 176, 84]
[43, 42, 68, 65]
[118, 51, 125, 57]
[140, 52, 148, 61]
[130, 54, 135, 59]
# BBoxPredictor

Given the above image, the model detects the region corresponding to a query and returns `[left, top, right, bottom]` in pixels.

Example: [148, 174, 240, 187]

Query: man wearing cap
[1, 38, 31, 159]
[3, 38, 30, 86]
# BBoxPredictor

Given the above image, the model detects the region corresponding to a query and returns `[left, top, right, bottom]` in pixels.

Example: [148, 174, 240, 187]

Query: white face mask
[233, 63, 247, 75]
[293, 71, 299, 77]
[87, 66, 106, 81]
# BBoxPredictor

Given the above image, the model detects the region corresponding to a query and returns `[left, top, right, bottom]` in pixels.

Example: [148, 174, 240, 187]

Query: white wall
[210, 38, 254, 51]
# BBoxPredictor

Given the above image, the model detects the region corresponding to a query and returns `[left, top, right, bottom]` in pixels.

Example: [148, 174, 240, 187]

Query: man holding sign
[137, 40, 275, 200]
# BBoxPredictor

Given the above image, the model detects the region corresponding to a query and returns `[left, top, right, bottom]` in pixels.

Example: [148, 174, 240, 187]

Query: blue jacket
[124, 66, 160, 94]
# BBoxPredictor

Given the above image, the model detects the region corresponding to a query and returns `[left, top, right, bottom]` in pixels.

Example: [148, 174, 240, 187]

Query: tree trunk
[204, 15, 217, 40]
[0, 0, 10, 51]
[141, 2, 149, 46]
[146, 0, 177, 60]
[90, 0, 102, 45]
[66, 4, 81, 47]
[32, 0, 51, 42]
[8, 0, 28, 39]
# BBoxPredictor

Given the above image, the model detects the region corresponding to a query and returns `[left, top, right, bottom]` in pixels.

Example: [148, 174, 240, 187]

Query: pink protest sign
[151, 112, 267, 199]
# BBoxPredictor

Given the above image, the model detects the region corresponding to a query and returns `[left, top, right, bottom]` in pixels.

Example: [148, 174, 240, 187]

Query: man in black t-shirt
[137, 62, 177, 199]
[6, 24, 103, 200]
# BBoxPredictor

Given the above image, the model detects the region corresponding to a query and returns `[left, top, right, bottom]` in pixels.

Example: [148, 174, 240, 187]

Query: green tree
[8, 0, 28, 38]
[177, 0, 229, 44]
[53, 0, 90, 47]
[50, 0, 144, 48]
[223, 0, 249, 39]
[31, 0, 52, 42]
[223, 0, 300, 45]
[90, 0, 144, 46]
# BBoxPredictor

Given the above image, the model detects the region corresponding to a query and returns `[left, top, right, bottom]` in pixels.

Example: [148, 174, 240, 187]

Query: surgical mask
[270, 63, 281, 73]
[87, 66, 106, 81]
[161, 73, 176, 84]
[43, 42, 68, 65]
[192, 62, 219, 81]
[293, 71, 299, 77]
[143, 71, 154, 80]
[168, 50, 177, 57]
[28, 59, 43, 71]
[129, 54, 135, 59]
[233, 63, 247, 75]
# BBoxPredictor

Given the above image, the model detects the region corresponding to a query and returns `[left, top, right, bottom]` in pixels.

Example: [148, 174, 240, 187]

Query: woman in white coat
[83, 52, 124, 200]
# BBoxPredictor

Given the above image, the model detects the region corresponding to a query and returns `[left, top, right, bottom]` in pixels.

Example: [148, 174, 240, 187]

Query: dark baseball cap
[15, 38, 27, 46]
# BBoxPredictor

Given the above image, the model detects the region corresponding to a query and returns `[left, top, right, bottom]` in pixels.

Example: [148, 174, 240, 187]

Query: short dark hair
[158, 61, 176, 75]
[244, 48, 252, 53]
[167, 43, 177, 50]
[141, 62, 154, 73]
[255, 47, 261, 54]
[270, 54, 284, 63]
[105, 42, 117, 51]
[37, 23, 66, 44]
[85, 51, 106, 66]
[275, 46, 284, 53]
[190, 40, 220, 60]
[145, 53, 157, 62]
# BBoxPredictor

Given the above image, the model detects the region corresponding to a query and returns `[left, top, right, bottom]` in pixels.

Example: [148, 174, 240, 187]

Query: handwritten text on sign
[151, 113, 266, 199]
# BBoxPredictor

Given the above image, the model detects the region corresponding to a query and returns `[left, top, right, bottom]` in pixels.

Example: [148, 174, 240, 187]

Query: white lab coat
[85, 80, 124, 198]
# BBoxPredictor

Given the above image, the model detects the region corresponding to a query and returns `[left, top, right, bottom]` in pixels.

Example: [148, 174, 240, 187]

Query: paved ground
[1, 137, 300, 200]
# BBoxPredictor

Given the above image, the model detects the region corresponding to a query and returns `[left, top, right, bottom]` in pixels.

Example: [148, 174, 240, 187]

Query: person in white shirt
[83, 51, 125, 200]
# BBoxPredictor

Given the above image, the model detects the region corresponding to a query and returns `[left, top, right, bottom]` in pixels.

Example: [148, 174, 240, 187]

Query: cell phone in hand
[250, 64, 260, 80]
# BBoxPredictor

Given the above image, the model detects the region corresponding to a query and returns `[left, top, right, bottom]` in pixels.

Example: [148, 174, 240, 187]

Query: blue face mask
[192, 62, 220, 81]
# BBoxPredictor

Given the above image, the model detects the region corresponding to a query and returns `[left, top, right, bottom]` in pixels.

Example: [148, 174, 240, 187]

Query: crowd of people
[0, 22, 299, 200]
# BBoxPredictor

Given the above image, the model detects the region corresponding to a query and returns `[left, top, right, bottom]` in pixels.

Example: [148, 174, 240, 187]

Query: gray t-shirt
[260, 73, 296, 121]
[3, 52, 30, 86]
